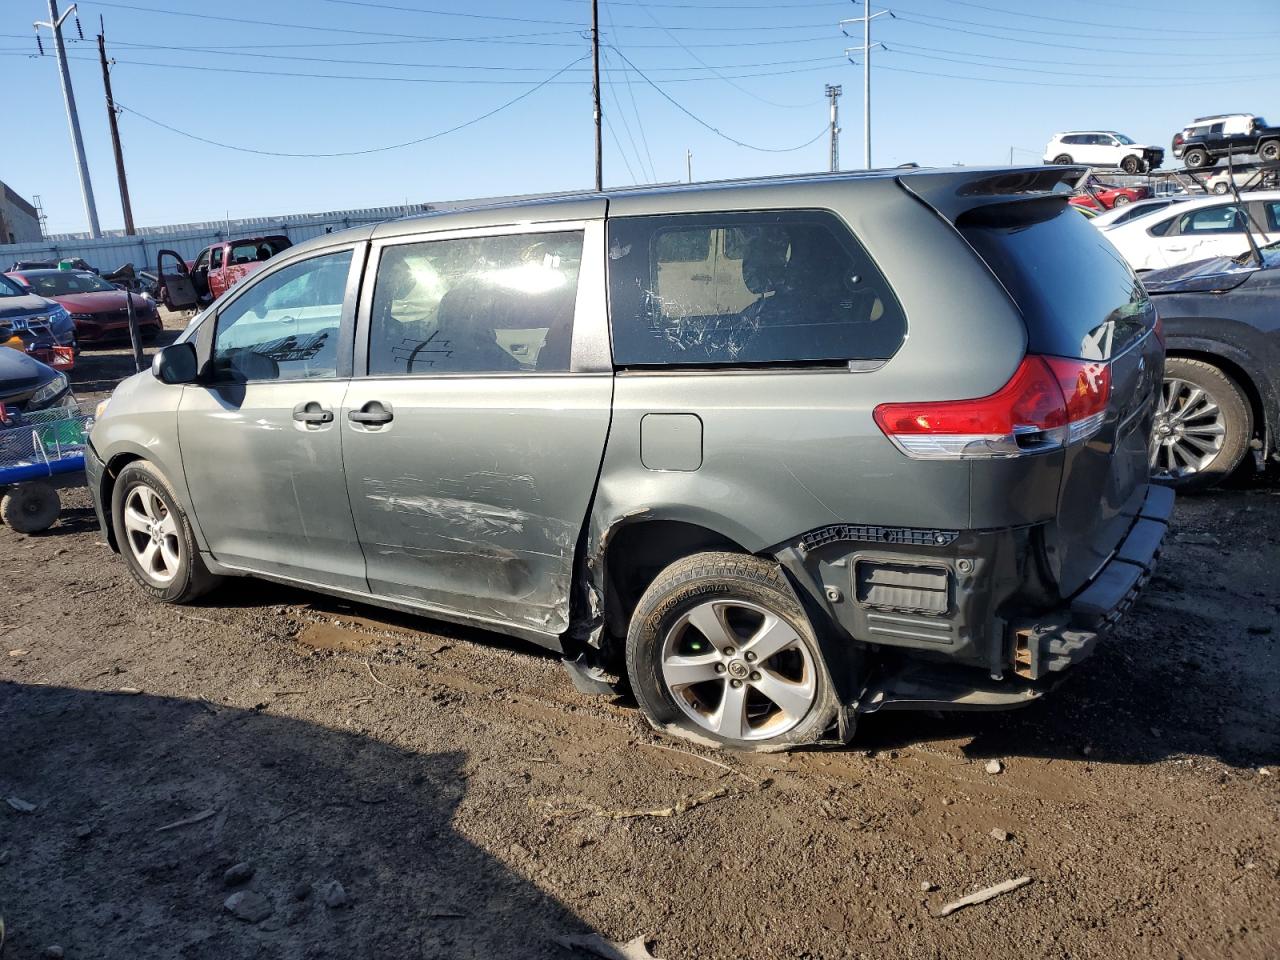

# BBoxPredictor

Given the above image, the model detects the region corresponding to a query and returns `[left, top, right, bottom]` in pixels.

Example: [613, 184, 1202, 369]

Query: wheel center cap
[727, 660, 749, 680]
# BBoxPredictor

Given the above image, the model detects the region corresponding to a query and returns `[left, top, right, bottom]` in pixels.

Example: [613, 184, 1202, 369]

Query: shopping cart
[0, 402, 94, 533]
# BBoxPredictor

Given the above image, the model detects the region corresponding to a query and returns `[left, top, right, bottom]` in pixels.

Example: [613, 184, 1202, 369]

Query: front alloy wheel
[1150, 358, 1252, 491]
[123, 485, 182, 584]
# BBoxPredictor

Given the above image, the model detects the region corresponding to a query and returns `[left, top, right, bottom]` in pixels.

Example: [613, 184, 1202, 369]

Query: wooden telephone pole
[97, 24, 135, 235]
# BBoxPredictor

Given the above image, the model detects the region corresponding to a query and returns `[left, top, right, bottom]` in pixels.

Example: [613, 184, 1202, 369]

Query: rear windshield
[607, 209, 906, 367]
[958, 199, 1154, 360]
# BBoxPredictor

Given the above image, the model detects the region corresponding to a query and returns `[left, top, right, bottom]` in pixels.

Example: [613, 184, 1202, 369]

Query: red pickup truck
[157, 235, 291, 310]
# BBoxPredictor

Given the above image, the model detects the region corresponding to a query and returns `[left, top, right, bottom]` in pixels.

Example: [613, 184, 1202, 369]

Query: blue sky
[4, 0, 1278, 235]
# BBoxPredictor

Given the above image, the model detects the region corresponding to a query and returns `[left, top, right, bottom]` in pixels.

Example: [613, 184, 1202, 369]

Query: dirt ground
[1, 320, 1277, 960]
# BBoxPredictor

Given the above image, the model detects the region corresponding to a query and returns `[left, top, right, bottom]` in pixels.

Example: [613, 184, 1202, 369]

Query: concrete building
[0, 182, 43, 244]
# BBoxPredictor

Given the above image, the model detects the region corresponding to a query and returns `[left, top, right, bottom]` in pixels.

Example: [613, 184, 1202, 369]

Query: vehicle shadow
[0, 682, 597, 959]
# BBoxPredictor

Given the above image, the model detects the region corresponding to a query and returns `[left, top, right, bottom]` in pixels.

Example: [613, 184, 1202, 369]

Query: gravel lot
[1, 320, 1277, 959]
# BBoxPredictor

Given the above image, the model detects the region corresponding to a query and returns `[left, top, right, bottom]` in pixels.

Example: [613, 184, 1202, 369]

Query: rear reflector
[873, 355, 1111, 459]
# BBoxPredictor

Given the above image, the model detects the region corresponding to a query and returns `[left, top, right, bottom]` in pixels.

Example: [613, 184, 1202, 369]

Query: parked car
[1103, 191, 1280, 272]
[8, 258, 95, 274]
[6, 269, 162, 345]
[182, 235, 292, 306]
[1091, 195, 1193, 229]
[0, 272, 76, 354]
[1202, 164, 1280, 195]
[1044, 131, 1164, 173]
[0, 347, 73, 416]
[1142, 243, 1280, 490]
[86, 167, 1169, 750]
[1069, 183, 1150, 211]
[1172, 114, 1280, 170]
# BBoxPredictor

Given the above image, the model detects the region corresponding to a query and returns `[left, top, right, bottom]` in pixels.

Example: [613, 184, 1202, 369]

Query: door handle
[292, 401, 333, 425]
[348, 401, 394, 427]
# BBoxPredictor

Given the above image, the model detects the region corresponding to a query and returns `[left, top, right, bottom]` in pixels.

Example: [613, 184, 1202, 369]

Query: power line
[899, 0, 1279, 36]
[889, 5, 1278, 43]
[603, 6, 657, 182]
[112, 56, 587, 157]
[873, 60, 1275, 89]
[603, 115, 639, 186]
[604, 44, 828, 153]
[887, 39, 1278, 69]
[887, 48, 1276, 82]
[600, 47, 654, 182]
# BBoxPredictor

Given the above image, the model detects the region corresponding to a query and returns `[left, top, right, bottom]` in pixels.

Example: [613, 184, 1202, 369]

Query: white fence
[0, 204, 426, 271]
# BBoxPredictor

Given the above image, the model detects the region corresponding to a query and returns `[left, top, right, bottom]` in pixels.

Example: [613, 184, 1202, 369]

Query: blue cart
[0, 403, 93, 534]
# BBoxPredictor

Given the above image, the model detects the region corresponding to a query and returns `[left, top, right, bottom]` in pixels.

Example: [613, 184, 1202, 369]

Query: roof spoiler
[896, 166, 1085, 225]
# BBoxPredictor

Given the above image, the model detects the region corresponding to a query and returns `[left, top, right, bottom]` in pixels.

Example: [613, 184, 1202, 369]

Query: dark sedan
[6, 269, 162, 345]
[1143, 242, 1280, 490]
[0, 272, 76, 353]
[0, 344, 73, 417]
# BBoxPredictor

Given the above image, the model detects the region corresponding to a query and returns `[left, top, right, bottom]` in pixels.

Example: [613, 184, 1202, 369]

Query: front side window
[607, 210, 906, 367]
[1262, 201, 1280, 232]
[210, 246, 224, 269]
[367, 230, 583, 375]
[0, 274, 26, 298]
[1179, 205, 1244, 235]
[210, 250, 352, 383]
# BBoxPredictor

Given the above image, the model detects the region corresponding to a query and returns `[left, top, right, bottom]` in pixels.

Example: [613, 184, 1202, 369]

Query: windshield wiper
[1225, 153, 1265, 268]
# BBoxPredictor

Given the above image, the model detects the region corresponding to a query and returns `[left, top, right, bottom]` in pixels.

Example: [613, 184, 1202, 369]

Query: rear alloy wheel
[112, 460, 219, 602]
[1260, 140, 1280, 162]
[1151, 358, 1252, 492]
[1212, 182, 1230, 195]
[626, 552, 837, 750]
[1183, 147, 1210, 170]
[1112, 194, 1132, 206]
[1121, 155, 1141, 174]
[1052, 154, 1073, 165]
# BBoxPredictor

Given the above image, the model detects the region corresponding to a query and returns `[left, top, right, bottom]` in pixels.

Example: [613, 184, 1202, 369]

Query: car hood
[0, 343, 56, 393]
[0, 293, 58, 319]
[51, 290, 136, 313]
[1142, 256, 1259, 294]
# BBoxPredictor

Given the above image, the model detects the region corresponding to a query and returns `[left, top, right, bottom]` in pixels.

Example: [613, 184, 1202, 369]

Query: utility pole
[35, 1, 101, 238]
[97, 23, 135, 236]
[591, 0, 602, 191]
[841, 2, 894, 170]
[825, 84, 842, 172]
[686, 149, 692, 183]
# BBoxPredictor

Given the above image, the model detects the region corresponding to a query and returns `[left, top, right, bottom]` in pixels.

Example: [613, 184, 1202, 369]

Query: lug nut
[749, 671, 761, 682]
[730, 679, 743, 689]
[744, 651, 757, 662]
[722, 647, 736, 656]
[714, 663, 726, 674]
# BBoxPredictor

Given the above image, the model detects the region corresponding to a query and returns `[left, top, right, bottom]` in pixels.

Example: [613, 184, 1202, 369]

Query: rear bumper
[1011, 483, 1172, 680]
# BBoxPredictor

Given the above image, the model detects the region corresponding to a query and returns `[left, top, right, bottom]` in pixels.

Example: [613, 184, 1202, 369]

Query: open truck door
[156, 249, 199, 311]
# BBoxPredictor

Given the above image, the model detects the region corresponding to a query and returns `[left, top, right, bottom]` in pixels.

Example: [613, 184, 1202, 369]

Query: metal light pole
[591, 0, 602, 191]
[35, 1, 101, 238]
[825, 84, 842, 172]
[841, 3, 894, 170]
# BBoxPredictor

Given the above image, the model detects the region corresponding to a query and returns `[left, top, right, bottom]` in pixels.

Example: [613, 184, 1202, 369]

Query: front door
[341, 221, 612, 639]
[177, 245, 367, 591]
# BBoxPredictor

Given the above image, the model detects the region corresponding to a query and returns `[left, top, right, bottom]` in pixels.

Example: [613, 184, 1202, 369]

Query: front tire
[1212, 182, 1230, 195]
[1151, 358, 1253, 492]
[625, 552, 838, 750]
[1112, 194, 1132, 206]
[111, 460, 219, 602]
[1121, 155, 1141, 174]
[1052, 154, 1073, 165]
[1259, 140, 1279, 162]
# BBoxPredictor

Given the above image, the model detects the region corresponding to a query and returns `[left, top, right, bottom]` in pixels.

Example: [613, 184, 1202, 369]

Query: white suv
[1044, 131, 1164, 174]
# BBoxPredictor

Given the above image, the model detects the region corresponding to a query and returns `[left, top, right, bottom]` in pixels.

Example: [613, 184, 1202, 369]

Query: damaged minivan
[86, 167, 1170, 749]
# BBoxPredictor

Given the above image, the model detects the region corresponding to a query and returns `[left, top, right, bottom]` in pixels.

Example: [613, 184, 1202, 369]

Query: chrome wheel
[659, 599, 816, 742]
[1151, 377, 1227, 479]
[123, 485, 181, 584]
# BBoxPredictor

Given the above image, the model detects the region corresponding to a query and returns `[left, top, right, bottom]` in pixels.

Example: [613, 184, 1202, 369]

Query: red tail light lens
[873, 355, 1111, 459]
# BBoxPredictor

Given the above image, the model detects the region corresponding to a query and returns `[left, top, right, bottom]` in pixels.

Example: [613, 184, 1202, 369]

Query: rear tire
[111, 460, 219, 602]
[1183, 147, 1210, 170]
[1, 481, 60, 533]
[1121, 155, 1141, 174]
[1212, 182, 1230, 195]
[625, 552, 838, 751]
[1151, 358, 1252, 492]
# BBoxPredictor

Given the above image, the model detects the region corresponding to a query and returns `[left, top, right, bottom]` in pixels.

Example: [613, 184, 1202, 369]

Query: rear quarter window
[958, 199, 1154, 361]
[606, 209, 906, 367]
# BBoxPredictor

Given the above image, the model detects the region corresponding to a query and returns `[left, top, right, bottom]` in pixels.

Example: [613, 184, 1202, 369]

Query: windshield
[1114, 133, 1135, 145]
[22, 272, 118, 296]
[0, 274, 29, 298]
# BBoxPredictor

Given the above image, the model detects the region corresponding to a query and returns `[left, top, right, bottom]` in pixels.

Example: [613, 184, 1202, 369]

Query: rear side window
[1179, 205, 1244, 235]
[958, 200, 1153, 361]
[606, 210, 906, 367]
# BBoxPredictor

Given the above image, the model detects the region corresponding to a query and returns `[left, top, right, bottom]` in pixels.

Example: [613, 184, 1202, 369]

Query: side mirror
[151, 342, 199, 384]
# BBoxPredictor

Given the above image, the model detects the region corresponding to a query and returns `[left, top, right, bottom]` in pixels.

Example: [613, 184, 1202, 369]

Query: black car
[0, 272, 77, 353]
[0, 345, 72, 415]
[1143, 243, 1280, 490]
[1172, 114, 1280, 170]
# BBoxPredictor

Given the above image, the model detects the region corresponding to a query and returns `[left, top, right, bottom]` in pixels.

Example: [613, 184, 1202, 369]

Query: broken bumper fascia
[1011, 483, 1173, 682]
[83, 440, 113, 548]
